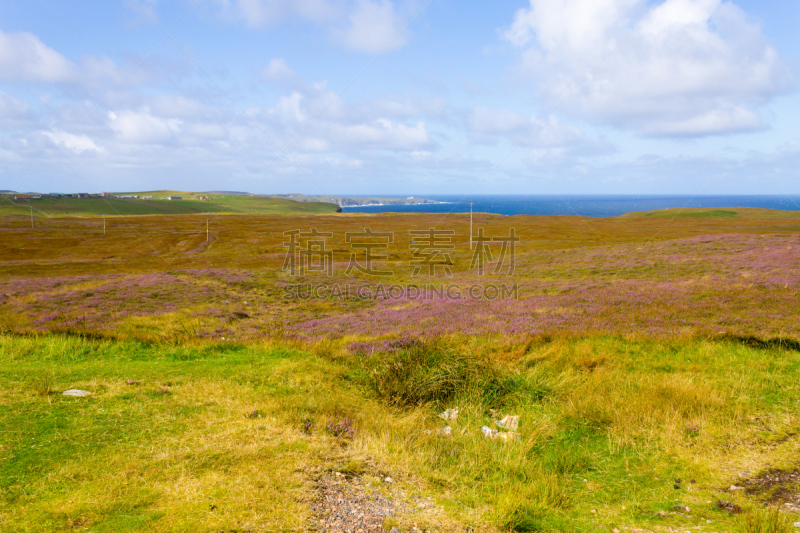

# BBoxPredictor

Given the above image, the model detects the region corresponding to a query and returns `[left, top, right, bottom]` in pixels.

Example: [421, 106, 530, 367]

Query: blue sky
[0, 0, 799, 195]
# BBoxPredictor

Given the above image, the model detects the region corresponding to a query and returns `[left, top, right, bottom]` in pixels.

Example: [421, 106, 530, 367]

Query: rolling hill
[0, 191, 339, 217]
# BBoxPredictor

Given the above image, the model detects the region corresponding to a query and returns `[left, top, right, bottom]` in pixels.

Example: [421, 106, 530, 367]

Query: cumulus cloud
[0, 30, 76, 83]
[41, 130, 103, 154]
[340, 0, 406, 53]
[503, 0, 792, 136]
[468, 106, 614, 163]
[108, 109, 182, 144]
[263, 58, 298, 83]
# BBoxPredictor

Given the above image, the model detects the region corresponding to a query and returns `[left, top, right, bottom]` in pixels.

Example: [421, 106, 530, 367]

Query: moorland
[1, 206, 800, 532]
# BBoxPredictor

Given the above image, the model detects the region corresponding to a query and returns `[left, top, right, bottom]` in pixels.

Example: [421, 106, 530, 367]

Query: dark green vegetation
[0, 191, 339, 217]
[1, 334, 799, 532]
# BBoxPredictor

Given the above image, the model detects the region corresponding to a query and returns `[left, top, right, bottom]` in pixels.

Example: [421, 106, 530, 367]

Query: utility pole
[469, 202, 474, 250]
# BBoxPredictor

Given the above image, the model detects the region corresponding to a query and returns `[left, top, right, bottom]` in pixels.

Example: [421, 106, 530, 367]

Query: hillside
[0, 191, 339, 217]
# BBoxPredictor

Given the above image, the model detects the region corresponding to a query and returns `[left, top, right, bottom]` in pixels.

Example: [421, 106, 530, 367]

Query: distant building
[116, 195, 139, 199]
[77, 193, 89, 198]
[31, 195, 41, 200]
[167, 196, 183, 200]
[14, 195, 31, 201]
[102, 192, 113, 198]
[141, 195, 153, 200]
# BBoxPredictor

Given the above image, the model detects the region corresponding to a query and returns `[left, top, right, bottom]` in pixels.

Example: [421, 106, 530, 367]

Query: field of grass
[2, 334, 799, 532]
[0, 191, 339, 217]
[2, 206, 800, 532]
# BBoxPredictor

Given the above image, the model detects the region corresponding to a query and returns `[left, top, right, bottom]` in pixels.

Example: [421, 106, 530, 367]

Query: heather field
[1, 208, 799, 343]
[2, 208, 800, 533]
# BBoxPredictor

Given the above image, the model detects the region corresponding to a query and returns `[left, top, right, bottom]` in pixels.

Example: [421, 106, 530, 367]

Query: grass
[1, 334, 800, 532]
[641, 209, 739, 218]
[0, 191, 338, 217]
[3, 207, 800, 530]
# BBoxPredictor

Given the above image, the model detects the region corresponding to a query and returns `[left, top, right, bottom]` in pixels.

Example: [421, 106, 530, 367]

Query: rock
[613, 529, 620, 533]
[656, 510, 670, 517]
[384, 477, 393, 483]
[739, 471, 751, 478]
[439, 408, 459, 421]
[495, 415, 520, 431]
[437, 426, 452, 437]
[729, 484, 744, 491]
[673, 505, 691, 513]
[716, 500, 742, 514]
[793, 521, 800, 528]
[62, 389, 91, 397]
[481, 426, 520, 442]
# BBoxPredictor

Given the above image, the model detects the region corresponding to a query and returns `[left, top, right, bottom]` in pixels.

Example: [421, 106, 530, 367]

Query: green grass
[0, 191, 338, 217]
[642, 209, 739, 218]
[2, 334, 799, 532]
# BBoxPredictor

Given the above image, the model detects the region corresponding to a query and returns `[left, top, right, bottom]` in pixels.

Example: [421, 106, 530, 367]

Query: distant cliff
[270, 195, 439, 207]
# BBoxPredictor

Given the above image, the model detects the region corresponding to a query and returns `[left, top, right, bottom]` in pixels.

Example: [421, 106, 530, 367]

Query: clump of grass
[496, 474, 568, 532]
[369, 342, 523, 408]
[29, 371, 55, 396]
[739, 506, 791, 533]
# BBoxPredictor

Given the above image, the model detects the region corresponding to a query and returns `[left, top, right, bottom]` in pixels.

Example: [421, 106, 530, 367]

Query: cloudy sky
[1, 0, 799, 195]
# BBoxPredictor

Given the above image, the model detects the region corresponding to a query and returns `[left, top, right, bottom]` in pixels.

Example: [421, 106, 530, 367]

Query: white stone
[439, 408, 459, 421]
[495, 415, 520, 431]
[62, 389, 91, 397]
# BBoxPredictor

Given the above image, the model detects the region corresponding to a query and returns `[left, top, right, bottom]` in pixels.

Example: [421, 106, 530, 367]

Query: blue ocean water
[340, 195, 800, 217]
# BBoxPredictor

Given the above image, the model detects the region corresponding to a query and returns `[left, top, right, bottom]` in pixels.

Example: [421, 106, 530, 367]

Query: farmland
[1, 207, 800, 532]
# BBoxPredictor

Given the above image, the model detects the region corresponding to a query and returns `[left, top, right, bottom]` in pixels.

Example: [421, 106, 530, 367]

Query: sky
[0, 0, 799, 195]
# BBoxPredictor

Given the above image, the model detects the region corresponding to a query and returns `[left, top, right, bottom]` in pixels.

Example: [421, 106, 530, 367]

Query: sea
[339, 195, 800, 217]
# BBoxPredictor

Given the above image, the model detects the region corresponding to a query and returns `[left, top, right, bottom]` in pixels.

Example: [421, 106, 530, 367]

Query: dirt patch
[741, 467, 800, 509]
[314, 473, 405, 532]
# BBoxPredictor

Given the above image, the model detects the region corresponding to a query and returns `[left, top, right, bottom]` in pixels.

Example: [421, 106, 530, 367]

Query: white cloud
[504, 0, 792, 136]
[340, 0, 407, 53]
[0, 30, 76, 83]
[41, 130, 103, 154]
[228, 0, 334, 27]
[326, 118, 429, 149]
[108, 109, 182, 144]
[270, 92, 307, 122]
[263, 58, 298, 83]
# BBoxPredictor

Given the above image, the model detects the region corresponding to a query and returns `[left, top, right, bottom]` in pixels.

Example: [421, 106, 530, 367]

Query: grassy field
[2, 334, 799, 532]
[2, 207, 800, 532]
[0, 191, 339, 217]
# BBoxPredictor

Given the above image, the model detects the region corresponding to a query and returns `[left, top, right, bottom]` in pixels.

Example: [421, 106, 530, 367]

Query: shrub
[326, 414, 355, 439]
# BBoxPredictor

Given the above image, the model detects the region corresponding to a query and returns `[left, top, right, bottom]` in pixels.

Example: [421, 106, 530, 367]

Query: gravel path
[314, 473, 405, 532]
